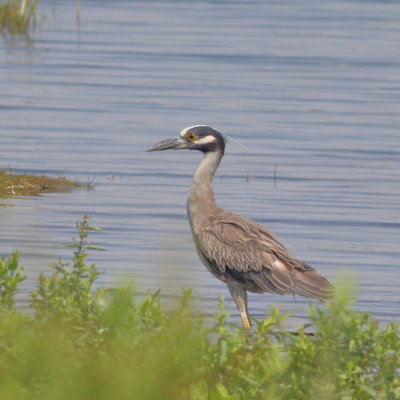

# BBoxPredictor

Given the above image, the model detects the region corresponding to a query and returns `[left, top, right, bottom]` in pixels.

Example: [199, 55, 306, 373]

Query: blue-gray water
[1, 0, 399, 328]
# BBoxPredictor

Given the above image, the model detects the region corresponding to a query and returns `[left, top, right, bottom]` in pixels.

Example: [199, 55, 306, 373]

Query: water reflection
[0, 0, 399, 328]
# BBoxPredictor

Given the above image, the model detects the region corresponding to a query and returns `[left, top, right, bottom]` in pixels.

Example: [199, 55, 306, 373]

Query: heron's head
[146, 125, 225, 155]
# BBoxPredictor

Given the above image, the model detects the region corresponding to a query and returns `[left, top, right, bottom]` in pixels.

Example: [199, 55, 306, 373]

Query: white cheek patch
[194, 135, 217, 145]
[180, 128, 188, 138]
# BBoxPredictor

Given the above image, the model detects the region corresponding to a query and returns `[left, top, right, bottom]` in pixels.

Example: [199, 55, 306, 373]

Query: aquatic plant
[0, 0, 40, 35]
[0, 170, 83, 196]
[0, 216, 398, 400]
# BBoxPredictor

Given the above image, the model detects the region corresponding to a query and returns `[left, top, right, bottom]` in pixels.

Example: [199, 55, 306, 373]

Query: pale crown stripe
[180, 125, 208, 137]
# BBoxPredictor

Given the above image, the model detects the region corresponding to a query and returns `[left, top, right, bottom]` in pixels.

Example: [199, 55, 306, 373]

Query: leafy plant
[0, 215, 398, 400]
[0, 251, 25, 309]
[31, 214, 106, 341]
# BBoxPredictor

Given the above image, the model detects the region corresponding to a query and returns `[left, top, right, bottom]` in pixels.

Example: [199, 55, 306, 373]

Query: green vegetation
[0, 0, 39, 35]
[0, 170, 83, 196]
[0, 216, 399, 400]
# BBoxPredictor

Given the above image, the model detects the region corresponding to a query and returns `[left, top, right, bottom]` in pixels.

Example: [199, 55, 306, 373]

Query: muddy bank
[0, 171, 82, 196]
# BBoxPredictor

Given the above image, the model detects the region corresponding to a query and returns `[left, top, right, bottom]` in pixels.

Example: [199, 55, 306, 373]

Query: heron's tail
[291, 267, 335, 301]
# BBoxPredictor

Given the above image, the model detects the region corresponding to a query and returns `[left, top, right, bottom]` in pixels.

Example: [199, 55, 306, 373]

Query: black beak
[146, 137, 187, 152]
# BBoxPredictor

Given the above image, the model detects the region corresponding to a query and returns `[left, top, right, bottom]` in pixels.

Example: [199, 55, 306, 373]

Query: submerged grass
[0, 0, 40, 35]
[0, 215, 399, 400]
[0, 170, 83, 196]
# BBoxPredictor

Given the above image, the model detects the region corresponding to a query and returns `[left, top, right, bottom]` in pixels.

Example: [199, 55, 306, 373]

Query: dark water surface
[1, 0, 399, 328]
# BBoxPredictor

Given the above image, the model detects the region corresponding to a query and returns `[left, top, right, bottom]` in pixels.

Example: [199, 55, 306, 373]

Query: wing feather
[198, 210, 334, 299]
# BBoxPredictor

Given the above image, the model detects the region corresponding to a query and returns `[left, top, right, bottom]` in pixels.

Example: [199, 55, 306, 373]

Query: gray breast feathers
[198, 211, 334, 300]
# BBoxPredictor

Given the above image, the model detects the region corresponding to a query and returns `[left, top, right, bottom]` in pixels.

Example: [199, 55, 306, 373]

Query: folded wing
[198, 211, 334, 300]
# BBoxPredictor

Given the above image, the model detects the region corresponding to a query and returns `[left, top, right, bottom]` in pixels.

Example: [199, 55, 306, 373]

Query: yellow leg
[228, 284, 252, 330]
[240, 309, 252, 330]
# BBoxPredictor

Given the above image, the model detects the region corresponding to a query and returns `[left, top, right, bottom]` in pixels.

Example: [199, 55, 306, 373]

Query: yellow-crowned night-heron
[147, 125, 334, 329]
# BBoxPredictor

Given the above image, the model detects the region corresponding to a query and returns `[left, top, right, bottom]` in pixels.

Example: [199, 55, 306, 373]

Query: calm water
[1, 0, 399, 328]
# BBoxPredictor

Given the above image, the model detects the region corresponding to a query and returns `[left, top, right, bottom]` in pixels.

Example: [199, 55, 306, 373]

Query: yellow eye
[187, 133, 197, 141]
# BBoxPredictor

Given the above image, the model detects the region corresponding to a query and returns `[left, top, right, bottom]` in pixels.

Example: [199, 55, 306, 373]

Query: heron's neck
[187, 150, 223, 232]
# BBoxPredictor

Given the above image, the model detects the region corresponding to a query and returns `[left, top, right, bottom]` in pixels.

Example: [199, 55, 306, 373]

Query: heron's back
[193, 208, 334, 301]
